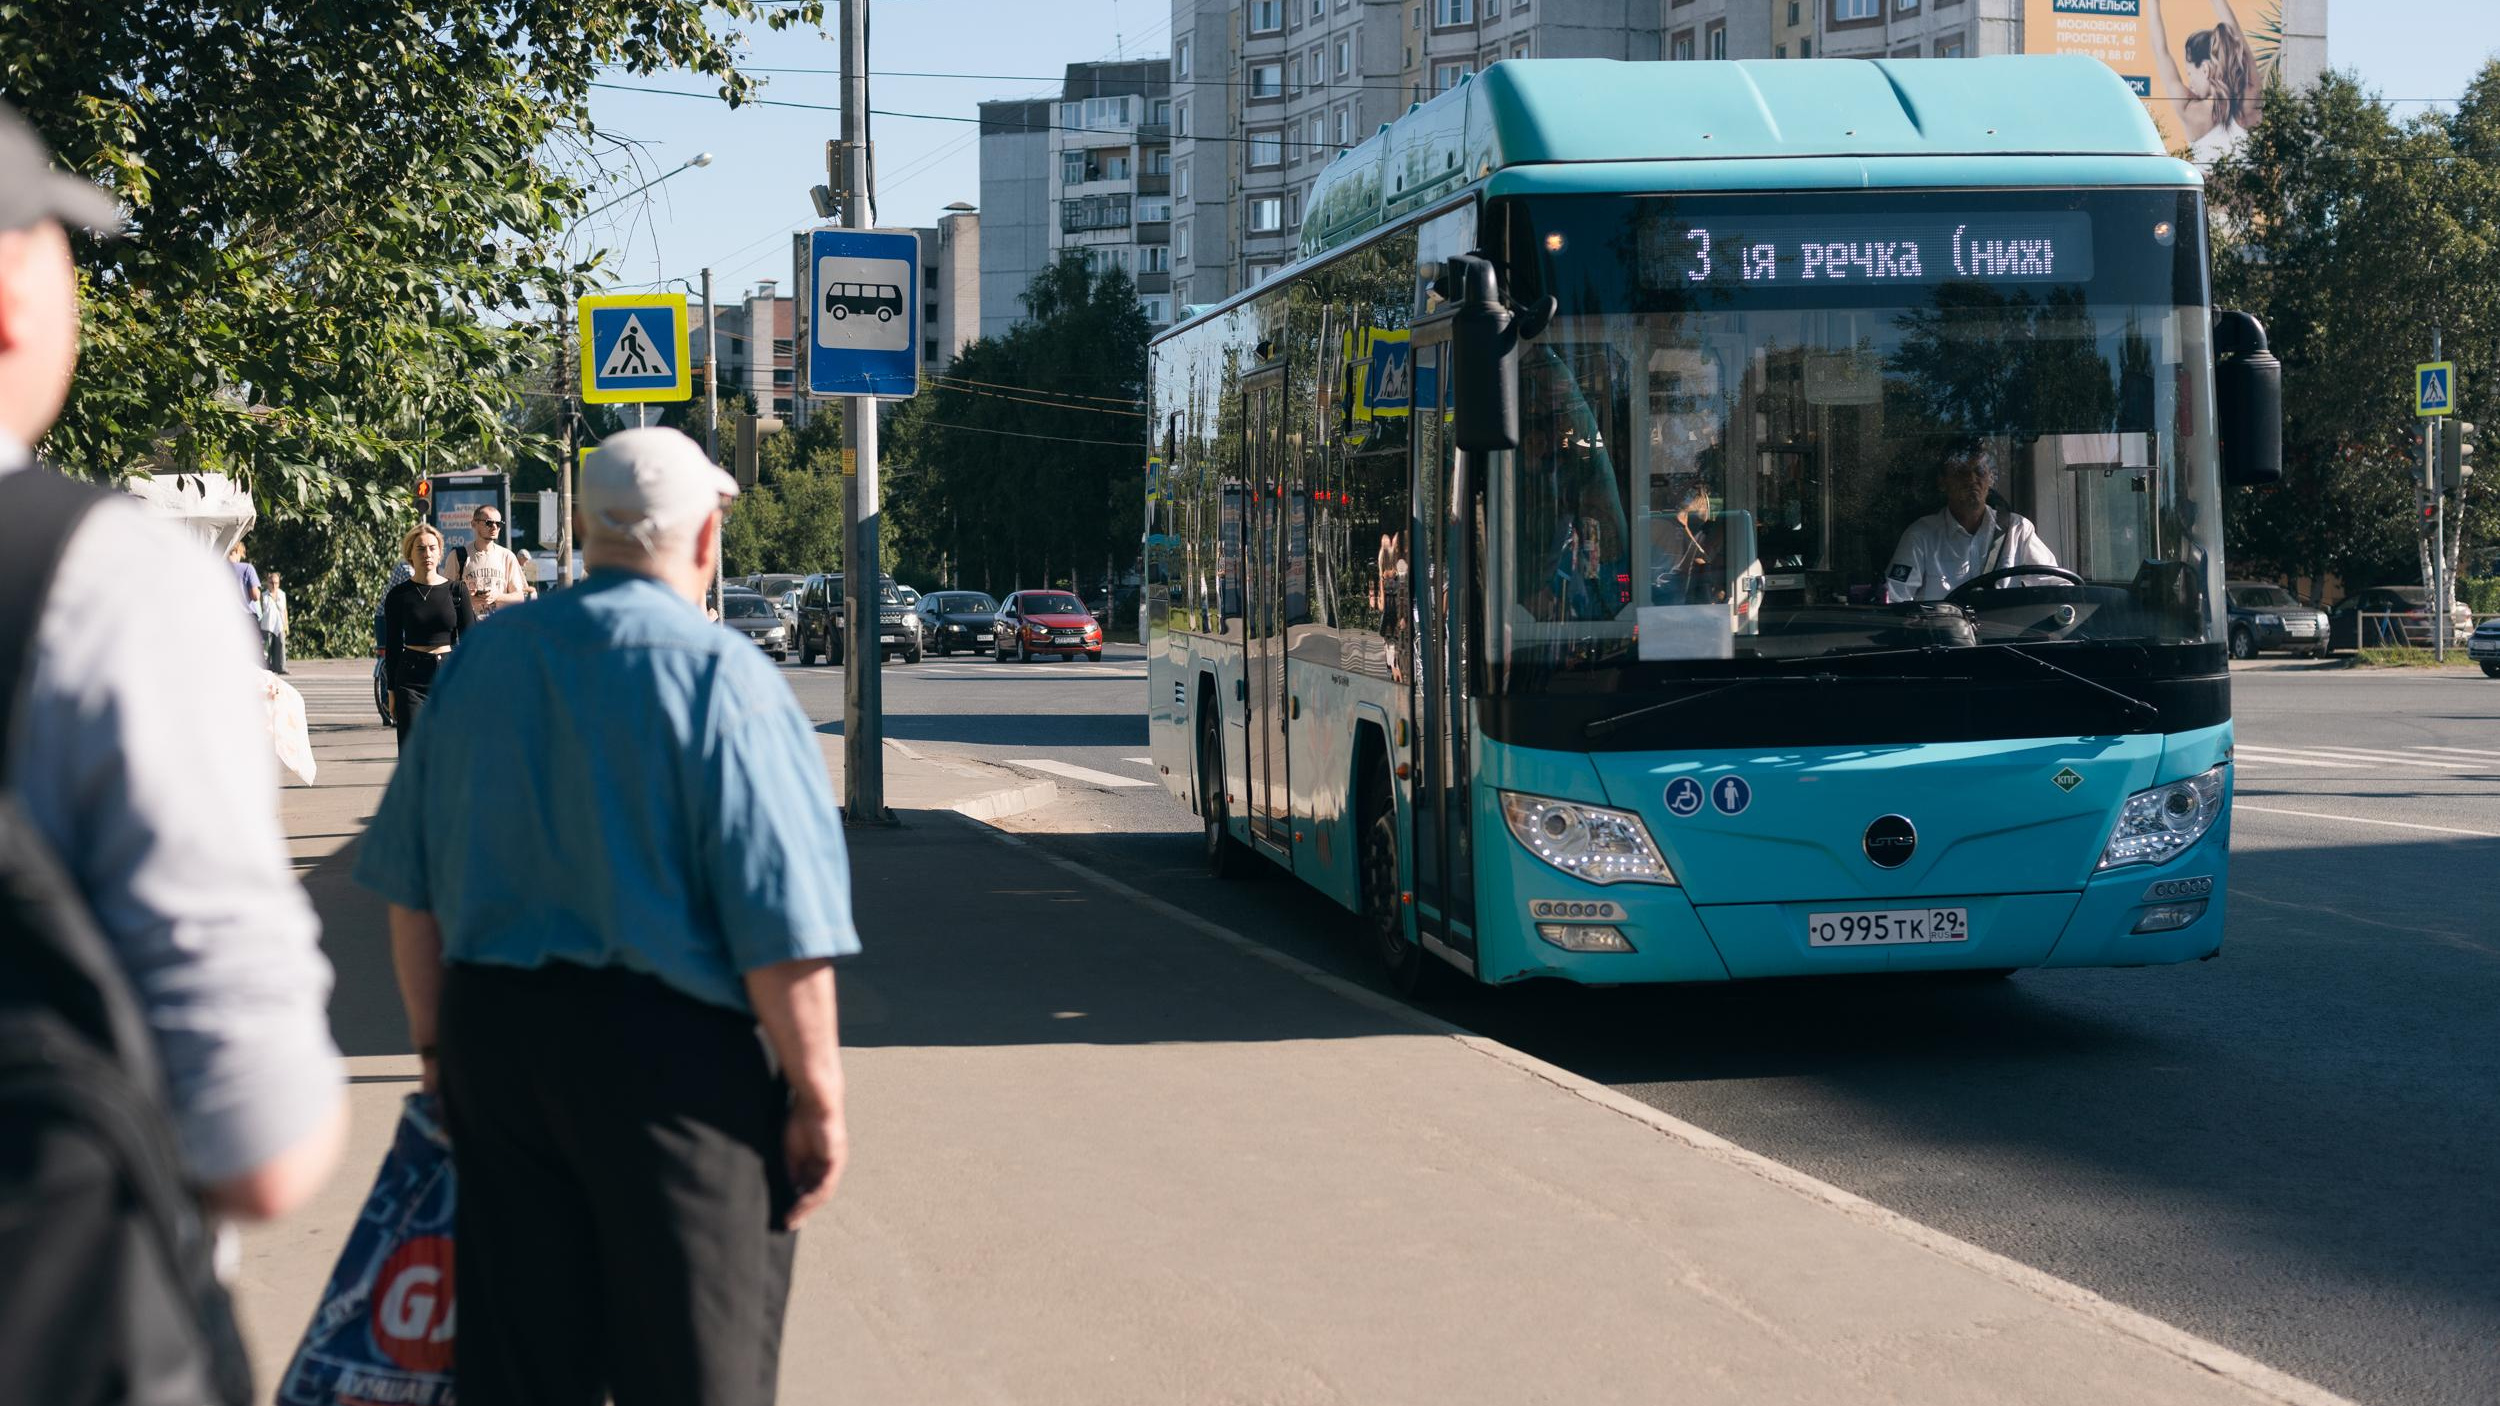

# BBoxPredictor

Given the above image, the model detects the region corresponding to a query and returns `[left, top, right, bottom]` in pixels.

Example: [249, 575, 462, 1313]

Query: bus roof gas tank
[1300, 56, 2174, 262]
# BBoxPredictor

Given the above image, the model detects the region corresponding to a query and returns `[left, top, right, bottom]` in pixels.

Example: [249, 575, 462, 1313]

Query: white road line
[954, 816, 2357, 1406]
[2236, 804, 2500, 839]
[2265, 746, 2485, 771]
[2230, 748, 2367, 769]
[2404, 746, 2497, 759]
[1123, 756, 1153, 766]
[1005, 758, 1157, 789]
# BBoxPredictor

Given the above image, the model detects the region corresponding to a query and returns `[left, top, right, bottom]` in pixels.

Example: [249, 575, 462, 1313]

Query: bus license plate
[1806, 907, 1969, 947]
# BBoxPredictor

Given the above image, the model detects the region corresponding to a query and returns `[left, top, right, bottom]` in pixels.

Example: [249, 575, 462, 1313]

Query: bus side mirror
[1444, 253, 1518, 455]
[2214, 310, 2282, 488]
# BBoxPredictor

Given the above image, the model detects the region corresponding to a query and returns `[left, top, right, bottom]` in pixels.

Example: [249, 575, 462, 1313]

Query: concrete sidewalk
[236, 662, 2341, 1405]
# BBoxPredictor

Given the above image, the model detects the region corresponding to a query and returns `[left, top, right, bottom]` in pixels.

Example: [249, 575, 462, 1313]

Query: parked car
[914, 591, 999, 656]
[2225, 582, 2328, 659]
[2467, 615, 2500, 678]
[745, 571, 806, 603]
[2328, 585, 2479, 651]
[993, 590, 1103, 662]
[719, 590, 792, 660]
[794, 573, 920, 664]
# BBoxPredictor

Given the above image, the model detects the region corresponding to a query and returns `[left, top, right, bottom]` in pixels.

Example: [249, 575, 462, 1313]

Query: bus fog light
[1499, 791, 1677, 887]
[2131, 899, 2208, 934]
[1537, 923, 1636, 953]
[2097, 763, 2227, 871]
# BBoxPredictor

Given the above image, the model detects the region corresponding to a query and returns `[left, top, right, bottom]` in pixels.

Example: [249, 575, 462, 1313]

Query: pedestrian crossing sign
[579, 293, 692, 404]
[2416, 361, 2455, 418]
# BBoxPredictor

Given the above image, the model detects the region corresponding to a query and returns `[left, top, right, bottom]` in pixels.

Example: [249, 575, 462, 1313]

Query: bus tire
[1198, 700, 1248, 880]
[830, 304, 847, 320]
[1360, 755, 1430, 995]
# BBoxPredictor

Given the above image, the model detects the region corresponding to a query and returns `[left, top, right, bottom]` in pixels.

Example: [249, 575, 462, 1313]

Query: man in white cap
[356, 426, 859, 1405]
[0, 98, 343, 1400]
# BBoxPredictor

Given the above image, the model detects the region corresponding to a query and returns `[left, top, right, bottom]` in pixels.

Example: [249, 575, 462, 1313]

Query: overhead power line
[928, 371, 1142, 407]
[908, 417, 1142, 448]
[586, 80, 1356, 151]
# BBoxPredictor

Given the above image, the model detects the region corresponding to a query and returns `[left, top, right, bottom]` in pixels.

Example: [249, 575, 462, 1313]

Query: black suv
[794, 574, 921, 665]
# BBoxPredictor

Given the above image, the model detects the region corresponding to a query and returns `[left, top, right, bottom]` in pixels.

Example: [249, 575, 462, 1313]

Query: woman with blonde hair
[380, 523, 473, 750]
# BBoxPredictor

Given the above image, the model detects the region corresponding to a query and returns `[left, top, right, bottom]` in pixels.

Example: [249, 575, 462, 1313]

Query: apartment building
[1046, 60, 1177, 327]
[977, 97, 1054, 341]
[689, 282, 794, 422]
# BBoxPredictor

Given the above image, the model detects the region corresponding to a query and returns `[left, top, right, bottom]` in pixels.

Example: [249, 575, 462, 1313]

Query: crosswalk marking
[2231, 747, 2366, 769]
[2234, 743, 2489, 772]
[2399, 746, 2495, 759]
[1006, 759, 1158, 789]
[1124, 756, 1153, 766]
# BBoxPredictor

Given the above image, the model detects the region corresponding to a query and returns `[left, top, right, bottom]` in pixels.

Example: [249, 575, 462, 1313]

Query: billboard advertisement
[2022, 0, 2284, 162]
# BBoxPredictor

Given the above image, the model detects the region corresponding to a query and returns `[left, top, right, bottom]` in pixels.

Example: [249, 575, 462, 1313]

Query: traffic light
[2438, 420, 2476, 493]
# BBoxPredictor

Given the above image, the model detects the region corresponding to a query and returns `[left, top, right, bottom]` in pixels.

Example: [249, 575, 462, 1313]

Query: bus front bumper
[1479, 829, 2227, 985]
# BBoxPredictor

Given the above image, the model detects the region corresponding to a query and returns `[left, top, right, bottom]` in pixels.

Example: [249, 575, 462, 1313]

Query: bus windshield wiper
[1581, 661, 1965, 740]
[1977, 643, 2160, 722]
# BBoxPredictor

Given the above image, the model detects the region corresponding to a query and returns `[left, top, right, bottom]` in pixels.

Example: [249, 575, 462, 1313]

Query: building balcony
[1138, 122, 1170, 142]
[1137, 220, 1171, 242]
[1138, 173, 1171, 196]
[1138, 272, 1172, 294]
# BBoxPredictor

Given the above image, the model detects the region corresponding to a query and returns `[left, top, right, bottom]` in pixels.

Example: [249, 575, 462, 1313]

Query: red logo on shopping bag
[370, 1235, 456, 1373]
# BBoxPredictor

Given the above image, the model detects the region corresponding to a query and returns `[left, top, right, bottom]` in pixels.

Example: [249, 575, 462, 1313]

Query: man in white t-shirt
[1882, 447, 2060, 603]
[456, 504, 533, 618]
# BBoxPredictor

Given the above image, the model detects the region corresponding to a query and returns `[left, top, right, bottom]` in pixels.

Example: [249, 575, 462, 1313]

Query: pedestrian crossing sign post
[579, 293, 692, 404]
[2416, 361, 2456, 417]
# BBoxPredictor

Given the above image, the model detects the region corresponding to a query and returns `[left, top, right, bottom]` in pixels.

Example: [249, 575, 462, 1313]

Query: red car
[992, 590, 1103, 662]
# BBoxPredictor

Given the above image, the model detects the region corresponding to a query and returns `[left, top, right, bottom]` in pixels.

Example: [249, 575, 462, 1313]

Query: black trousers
[438, 962, 797, 1406]
[390, 650, 441, 751]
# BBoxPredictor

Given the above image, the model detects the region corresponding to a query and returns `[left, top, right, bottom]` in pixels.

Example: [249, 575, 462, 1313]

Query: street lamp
[580, 150, 715, 219]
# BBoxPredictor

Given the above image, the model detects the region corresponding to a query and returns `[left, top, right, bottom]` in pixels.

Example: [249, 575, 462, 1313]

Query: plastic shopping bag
[277, 1094, 456, 1405]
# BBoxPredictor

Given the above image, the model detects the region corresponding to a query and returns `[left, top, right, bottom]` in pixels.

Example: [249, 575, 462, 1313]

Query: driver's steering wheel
[1945, 565, 2085, 602]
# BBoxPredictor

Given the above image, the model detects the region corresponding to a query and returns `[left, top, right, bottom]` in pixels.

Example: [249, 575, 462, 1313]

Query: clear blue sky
[582, 0, 2500, 305]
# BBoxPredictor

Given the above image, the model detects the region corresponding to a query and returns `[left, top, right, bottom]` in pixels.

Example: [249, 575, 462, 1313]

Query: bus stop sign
[808, 228, 919, 399]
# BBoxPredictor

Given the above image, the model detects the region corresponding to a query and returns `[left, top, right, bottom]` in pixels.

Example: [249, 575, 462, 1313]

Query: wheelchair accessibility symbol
[1664, 777, 1705, 818]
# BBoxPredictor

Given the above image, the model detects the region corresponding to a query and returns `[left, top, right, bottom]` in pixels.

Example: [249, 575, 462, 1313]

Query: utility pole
[839, 0, 889, 823]
[557, 307, 576, 589]
[2430, 328, 2447, 661]
[703, 266, 722, 617]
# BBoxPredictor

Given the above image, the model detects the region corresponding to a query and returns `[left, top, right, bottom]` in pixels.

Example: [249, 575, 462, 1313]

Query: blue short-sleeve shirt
[355, 571, 859, 1013]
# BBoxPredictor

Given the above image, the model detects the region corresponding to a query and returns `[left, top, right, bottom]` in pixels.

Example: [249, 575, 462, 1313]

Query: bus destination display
[1636, 211, 2095, 289]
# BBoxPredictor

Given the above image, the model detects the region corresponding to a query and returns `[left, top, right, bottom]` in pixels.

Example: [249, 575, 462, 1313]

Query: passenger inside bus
[1880, 445, 2062, 602]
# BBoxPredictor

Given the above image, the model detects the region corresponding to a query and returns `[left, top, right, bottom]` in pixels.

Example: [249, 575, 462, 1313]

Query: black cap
[0, 100, 122, 235]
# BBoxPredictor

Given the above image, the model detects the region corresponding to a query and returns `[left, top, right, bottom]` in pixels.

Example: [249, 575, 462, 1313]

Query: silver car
[2468, 615, 2500, 678]
[721, 590, 793, 660]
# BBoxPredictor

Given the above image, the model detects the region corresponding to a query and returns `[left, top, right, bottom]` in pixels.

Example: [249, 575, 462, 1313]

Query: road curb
[951, 779, 1060, 821]
[956, 812, 2357, 1406]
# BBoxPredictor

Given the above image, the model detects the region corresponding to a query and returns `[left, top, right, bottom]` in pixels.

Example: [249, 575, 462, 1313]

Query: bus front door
[1245, 371, 1292, 856]
[1409, 341, 1476, 963]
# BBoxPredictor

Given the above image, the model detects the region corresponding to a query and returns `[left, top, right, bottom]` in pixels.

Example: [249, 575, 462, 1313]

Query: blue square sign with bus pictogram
[808, 227, 920, 400]
[579, 292, 692, 404]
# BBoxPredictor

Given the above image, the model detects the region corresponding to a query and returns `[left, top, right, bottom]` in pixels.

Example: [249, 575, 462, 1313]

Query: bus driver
[1882, 446, 2059, 602]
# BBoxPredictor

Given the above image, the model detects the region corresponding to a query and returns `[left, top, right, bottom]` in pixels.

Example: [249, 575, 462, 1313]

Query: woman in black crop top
[382, 524, 474, 750]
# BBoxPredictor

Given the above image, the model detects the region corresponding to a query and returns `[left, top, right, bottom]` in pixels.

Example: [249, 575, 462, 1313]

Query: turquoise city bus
[1144, 57, 2280, 990]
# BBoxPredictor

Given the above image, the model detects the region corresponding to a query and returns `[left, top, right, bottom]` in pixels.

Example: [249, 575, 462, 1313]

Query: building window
[1890, 41, 1920, 56]
[1151, 98, 1171, 126]
[1176, 222, 1191, 261]
[1787, 0, 1800, 21]
[1308, 116, 1325, 158]
[1250, 63, 1283, 98]
[1251, 0, 1283, 34]
[1311, 0, 1323, 18]
[1080, 96, 1131, 128]
[1799, 37, 1812, 57]
[924, 339, 938, 362]
[1060, 194, 1132, 233]
[772, 368, 793, 387]
[1144, 245, 1171, 273]
[1671, 30, 1693, 60]
[1830, 0, 1880, 21]
[1138, 196, 1173, 222]
[1707, 22, 1726, 59]
[1290, 56, 1303, 93]
[1895, 0, 1919, 11]
[1175, 100, 1189, 136]
[1142, 296, 1169, 324]
[1287, 189, 1303, 227]
[1776, 42, 1787, 58]
[1248, 262, 1281, 285]
[1176, 159, 1191, 199]
[1334, 107, 1349, 144]
[1249, 196, 1284, 232]
[1512, 36, 1529, 58]
[1176, 36, 1191, 78]
[1936, 32, 1966, 56]
[1061, 150, 1085, 185]
[1058, 100, 1080, 129]
[1098, 151, 1131, 181]
[1146, 148, 1171, 175]
[1249, 129, 1284, 167]
[923, 265, 937, 286]
[924, 302, 938, 325]
[1434, 61, 1472, 92]
[773, 398, 791, 416]
[1335, 38, 1350, 76]
[1434, 0, 1474, 24]
[772, 339, 794, 359]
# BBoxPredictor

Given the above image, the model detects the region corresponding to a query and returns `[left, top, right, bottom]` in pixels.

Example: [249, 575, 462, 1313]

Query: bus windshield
[1489, 188, 2220, 692]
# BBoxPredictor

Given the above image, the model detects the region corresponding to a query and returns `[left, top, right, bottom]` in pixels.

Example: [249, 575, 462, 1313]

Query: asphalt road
[767, 646, 2500, 1406]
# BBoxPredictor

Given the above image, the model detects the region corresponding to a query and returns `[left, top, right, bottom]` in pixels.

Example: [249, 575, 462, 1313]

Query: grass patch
[2355, 646, 2451, 667]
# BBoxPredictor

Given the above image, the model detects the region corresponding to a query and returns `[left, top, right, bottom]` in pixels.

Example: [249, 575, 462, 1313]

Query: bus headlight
[1499, 792, 1677, 886]
[2097, 763, 2227, 871]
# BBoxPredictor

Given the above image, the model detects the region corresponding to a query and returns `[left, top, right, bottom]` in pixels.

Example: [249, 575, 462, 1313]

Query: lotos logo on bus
[370, 1235, 456, 1374]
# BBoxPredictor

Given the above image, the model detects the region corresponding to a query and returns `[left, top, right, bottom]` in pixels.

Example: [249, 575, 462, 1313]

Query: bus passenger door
[1244, 370, 1292, 855]
[1409, 340, 1475, 961]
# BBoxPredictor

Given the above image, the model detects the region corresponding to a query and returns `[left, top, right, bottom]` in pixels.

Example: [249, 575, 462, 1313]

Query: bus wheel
[1199, 706, 1247, 880]
[1361, 758, 1430, 995]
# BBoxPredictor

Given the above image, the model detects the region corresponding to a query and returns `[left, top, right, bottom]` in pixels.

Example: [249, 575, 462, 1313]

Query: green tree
[2208, 65, 2500, 597]
[1, 0, 822, 652]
